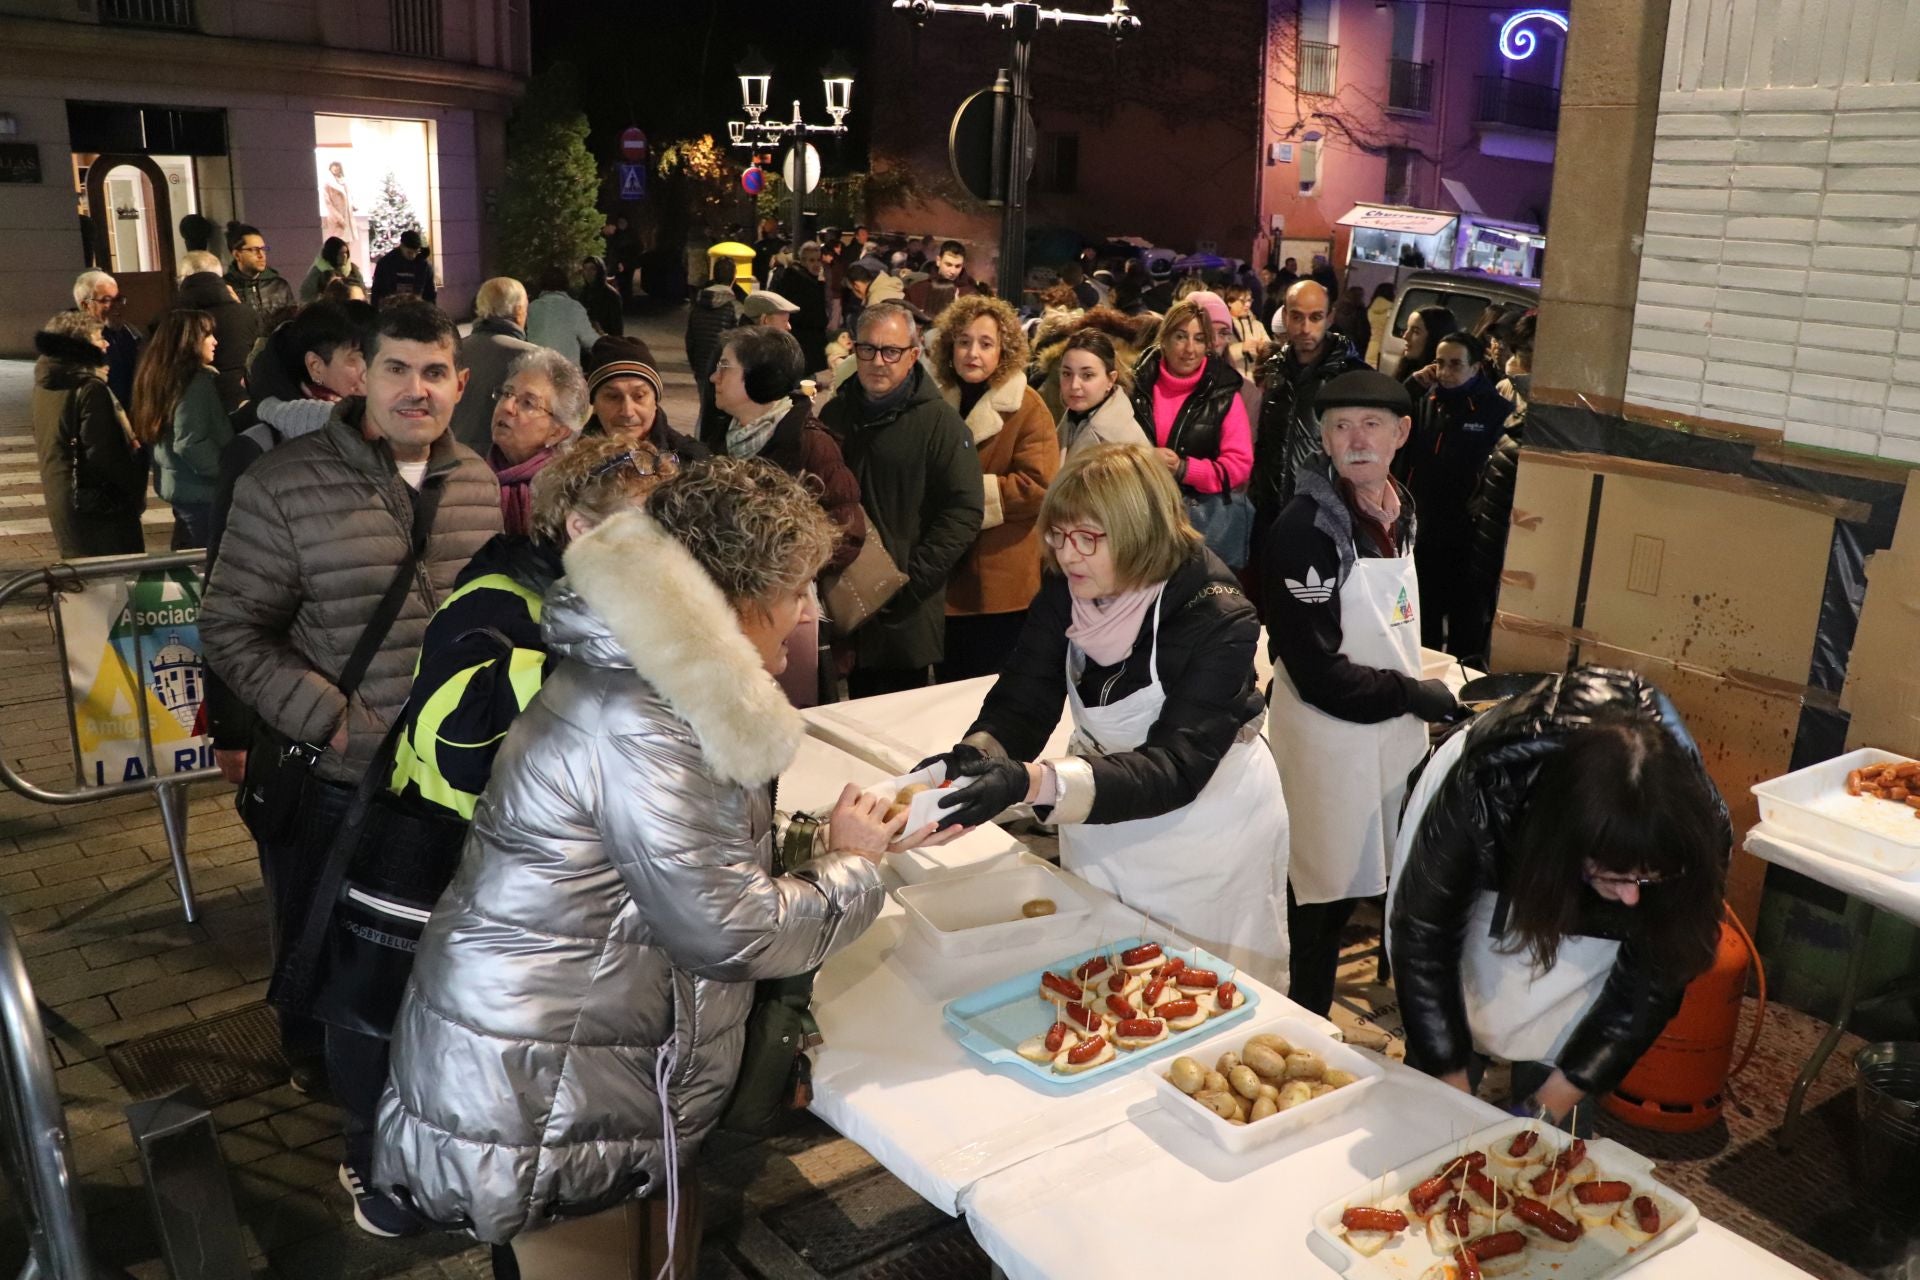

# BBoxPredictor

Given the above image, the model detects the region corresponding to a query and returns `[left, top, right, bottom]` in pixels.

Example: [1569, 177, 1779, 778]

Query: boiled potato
[1167, 1057, 1206, 1095]
[1203, 1070, 1230, 1094]
[1195, 1090, 1240, 1120]
[1241, 1043, 1289, 1080]
[1250, 1095, 1279, 1122]
[1246, 1033, 1293, 1057]
[1284, 1050, 1327, 1081]
[1229, 1065, 1263, 1100]
[1277, 1080, 1314, 1110]
[1216, 1051, 1242, 1076]
[1323, 1067, 1358, 1088]
[1256, 1082, 1280, 1102]
[1020, 899, 1057, 918]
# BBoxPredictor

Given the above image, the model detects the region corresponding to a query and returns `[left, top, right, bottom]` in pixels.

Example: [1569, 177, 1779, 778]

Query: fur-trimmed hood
[545, 509, 802, 787]
[33, 329, 107, 381]
[1028, 306, 1156, 419]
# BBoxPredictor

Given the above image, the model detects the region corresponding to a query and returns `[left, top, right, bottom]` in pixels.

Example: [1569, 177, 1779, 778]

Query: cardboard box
[1490, 446, 1861, 928]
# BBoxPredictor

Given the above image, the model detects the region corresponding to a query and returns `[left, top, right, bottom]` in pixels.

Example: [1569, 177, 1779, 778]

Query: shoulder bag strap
[334, 474, 446, 703]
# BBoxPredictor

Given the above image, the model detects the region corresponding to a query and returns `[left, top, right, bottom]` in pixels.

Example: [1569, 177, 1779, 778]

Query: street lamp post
[727, 48, 854, 254]
[894, 1, 1139, 304]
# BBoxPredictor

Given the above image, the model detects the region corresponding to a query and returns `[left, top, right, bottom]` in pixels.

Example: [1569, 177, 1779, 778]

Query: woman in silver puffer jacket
[374, 459, 897, 1264]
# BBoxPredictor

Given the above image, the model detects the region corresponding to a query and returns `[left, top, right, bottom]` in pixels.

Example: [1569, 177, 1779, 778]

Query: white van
[1375, 271, 1540, 378]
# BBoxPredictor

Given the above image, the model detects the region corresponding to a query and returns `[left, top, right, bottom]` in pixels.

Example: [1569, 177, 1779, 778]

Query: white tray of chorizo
[1751, 748, 1920, 876]
[941, 937, 1258, 1089]
[1311, 1116, 1698, 1280]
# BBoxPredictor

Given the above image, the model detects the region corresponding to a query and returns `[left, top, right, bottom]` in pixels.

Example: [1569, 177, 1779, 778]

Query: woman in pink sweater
[1127, 299, 1256, 567]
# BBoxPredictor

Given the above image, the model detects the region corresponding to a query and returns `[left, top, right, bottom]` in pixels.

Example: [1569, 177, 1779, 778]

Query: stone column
[1532, 0, 1672, 401]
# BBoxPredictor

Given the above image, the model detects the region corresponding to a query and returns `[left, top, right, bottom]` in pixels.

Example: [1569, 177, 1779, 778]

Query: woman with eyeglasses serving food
[911, 443, 1292, 988]
[1386, 667, 1731, 1133]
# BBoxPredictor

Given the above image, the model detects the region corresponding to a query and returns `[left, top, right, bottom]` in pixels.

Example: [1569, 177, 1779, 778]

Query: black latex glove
[1406, 678, 1459, 723]
[934, 755, 1033, 830]
[911, 742, 984, 778]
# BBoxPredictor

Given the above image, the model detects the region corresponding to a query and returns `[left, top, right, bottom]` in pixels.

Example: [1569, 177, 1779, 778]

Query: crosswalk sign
[618, 163, 646, 200]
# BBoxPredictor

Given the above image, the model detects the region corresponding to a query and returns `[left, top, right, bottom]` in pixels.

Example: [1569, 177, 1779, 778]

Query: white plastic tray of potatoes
[1151, 1014, 1385, 1154]
[1310, 1116, 1699, 1280]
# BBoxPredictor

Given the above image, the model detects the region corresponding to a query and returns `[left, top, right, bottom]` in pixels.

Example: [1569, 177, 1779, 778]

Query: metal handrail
[0, 907, 92, 1278]
[0, 552, 222, 924]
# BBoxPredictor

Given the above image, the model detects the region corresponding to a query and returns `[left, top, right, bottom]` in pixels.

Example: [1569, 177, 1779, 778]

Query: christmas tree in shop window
[367, 170, 423, 259]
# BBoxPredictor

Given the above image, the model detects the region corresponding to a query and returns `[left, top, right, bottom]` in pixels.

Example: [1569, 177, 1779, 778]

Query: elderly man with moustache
[1259, 369, 1458, 1017]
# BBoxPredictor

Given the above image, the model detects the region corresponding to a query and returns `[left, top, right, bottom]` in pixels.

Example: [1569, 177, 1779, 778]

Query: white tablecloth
[1746, 822, 1920, 927]
[802, 677, 1075, 776]
[807, 883, 1324, 1216]
[790, 730, 1328, 1215]
[961, 1065, 1814, 1279]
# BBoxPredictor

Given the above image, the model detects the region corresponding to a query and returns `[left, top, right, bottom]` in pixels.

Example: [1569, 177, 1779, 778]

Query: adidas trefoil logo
[1285, 566, 1334, 605]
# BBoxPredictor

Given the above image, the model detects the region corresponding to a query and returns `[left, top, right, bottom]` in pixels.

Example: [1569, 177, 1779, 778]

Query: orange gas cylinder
[1603, 913, 1762, 1133]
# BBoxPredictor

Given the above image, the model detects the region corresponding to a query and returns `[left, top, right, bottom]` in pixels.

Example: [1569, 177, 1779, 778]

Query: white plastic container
[894, 861, 1091, 955]
[1752, 748, 1920, 877]
[1151, 1014, 1385, 1155]
[1311, 1116, 1699, 1280]
[863, 762, 964, 832]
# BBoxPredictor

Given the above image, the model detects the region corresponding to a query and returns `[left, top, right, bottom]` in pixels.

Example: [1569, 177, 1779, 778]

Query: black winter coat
[1129, 348, 1242, 479]
[966, 550, 1265, 825]
[1250, 335, 1369, 528]
[1396, 372, 1513, 546]
[771, 266, 831, 370]
[1387, 667, 1731, 1096]
[818, 367, 984, 671]
[177, 272, 260, 413]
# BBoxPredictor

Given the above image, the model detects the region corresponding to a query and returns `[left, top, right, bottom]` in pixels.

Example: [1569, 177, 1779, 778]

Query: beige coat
[943, 376, 1059, 617]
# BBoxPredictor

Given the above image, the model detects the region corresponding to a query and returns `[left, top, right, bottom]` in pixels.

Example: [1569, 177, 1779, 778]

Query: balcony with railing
[1297, 41, 1338, 96]
[100, 0, 196, 30]
[1387, 59, 1433, 113]
[1475, 75, 1560, 132]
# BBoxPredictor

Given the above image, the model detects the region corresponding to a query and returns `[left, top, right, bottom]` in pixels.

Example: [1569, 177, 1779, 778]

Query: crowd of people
[24, 218, 1725, 1278]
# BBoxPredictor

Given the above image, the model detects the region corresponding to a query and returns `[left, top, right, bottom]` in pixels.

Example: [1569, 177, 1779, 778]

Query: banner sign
[59, 566, 213, 787]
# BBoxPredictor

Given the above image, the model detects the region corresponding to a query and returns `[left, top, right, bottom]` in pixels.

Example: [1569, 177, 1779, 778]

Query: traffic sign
[948, 83, 1035, 207]
[780, 143, 822, 195]
[618, 163, 647, 200]
[620, 127, 649, 164]
[741, 166, 767, 196]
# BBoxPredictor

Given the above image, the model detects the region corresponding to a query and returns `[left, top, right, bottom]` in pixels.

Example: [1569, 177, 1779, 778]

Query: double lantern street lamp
[729, 49, 855, 252]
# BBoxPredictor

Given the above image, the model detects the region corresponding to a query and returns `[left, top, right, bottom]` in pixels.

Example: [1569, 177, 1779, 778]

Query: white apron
[1269, 547, 1429, 904]
[1057, 591, 1292, 991]
[1386, 728, 1619, 1064]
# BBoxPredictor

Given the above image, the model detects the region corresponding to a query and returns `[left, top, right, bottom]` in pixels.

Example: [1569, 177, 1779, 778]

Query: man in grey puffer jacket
[375, 479, 889, 1256]
[200, 301, 499, 1237]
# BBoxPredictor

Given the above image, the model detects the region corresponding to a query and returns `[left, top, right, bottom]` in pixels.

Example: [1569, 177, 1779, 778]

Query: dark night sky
[531, 1, 874, 169]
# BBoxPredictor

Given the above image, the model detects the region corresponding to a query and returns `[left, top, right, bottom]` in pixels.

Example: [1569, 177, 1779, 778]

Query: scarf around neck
[1066, 582, 1164, 668]
[490, 444, 556, 537]
[726, 400, 788, 459]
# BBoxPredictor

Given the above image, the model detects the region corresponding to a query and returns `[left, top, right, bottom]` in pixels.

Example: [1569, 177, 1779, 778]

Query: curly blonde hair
[528, 434, 678, 545]
[647, 458, 838, 606]
[927, 294, 1029, 390]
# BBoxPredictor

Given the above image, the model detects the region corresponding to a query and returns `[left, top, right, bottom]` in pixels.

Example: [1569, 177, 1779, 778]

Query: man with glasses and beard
[817, 300, 983, 696]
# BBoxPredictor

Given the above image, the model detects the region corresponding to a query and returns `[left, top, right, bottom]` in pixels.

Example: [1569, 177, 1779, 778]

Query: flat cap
[1315, 368, 1412, 417]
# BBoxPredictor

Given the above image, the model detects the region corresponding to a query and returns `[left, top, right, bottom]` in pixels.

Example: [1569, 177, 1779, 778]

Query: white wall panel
[1625, 0, 1920, 459]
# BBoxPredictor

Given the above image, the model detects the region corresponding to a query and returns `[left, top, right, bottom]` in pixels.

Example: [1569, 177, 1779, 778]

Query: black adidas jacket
[1260, 464, 1424, 723]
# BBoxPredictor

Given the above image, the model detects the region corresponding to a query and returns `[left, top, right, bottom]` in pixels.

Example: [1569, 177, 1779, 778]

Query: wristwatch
[777, 810, 831, 875]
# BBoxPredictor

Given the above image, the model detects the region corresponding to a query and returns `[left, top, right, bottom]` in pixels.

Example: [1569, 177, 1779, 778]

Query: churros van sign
[58, 567, 214, 787]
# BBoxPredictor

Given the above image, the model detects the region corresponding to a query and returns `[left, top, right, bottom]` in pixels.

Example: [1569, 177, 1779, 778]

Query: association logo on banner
[59, 567, 213, 787]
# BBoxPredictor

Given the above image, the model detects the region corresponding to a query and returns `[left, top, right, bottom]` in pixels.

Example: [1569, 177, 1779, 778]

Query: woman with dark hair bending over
[1386, 667, 1731, 1133]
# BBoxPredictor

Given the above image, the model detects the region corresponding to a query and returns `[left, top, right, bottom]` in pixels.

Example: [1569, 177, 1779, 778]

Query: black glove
[935, 755, 1034, 830]
[1406, 678, 1459, 723]
[912, 742, 984, 778]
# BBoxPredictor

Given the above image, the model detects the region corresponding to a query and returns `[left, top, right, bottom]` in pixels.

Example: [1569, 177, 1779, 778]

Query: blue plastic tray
[941, 936, 1259, 1090]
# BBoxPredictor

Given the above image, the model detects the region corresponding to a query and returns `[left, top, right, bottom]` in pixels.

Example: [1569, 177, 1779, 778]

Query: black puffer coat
[1129, 347, 1242, 476]
[1250, 334, 1368, 526]
[177, 272, 261, 413]
[1387, 668, 1731, 1096]
[1459, 421, 1524, 662]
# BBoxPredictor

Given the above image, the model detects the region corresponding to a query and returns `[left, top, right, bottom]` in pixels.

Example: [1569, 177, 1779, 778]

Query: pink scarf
[490, 444, 556, 536]
[1066, 584, 1162, 667]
